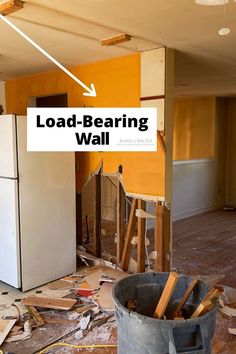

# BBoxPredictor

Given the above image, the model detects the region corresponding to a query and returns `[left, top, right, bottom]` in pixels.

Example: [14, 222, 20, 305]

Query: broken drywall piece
[0, 319, 16, 345]
[97, 331, 111, 341]
[128, 257, 137, 273]
[131, 236, 150, 246]
[85, 270, 104, 290]
[5, 331, 31, 343]
[48, 279, 72, 290]
[220, 305, 236, 317]
[228, 328, 236, 335]
[135, 209, 157, 219]
[75, 329, 84, 340]
[79, 315, 91, 330]
[98, 283, 114, 312]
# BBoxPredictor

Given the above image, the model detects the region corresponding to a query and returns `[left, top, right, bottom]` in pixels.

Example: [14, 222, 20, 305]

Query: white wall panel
[173, 159, 218, 221]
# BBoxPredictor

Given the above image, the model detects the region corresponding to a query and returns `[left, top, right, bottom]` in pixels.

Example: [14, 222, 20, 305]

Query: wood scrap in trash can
[153, 272, 179, 319]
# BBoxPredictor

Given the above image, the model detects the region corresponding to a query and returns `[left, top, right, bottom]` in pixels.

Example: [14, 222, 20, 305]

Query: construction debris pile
[0, 261, 127, 353]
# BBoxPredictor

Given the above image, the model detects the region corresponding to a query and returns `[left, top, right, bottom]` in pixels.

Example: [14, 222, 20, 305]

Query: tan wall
[226, 98, 236, 206]
[215, 98, 228, 206]
[173, 97, 215, 160]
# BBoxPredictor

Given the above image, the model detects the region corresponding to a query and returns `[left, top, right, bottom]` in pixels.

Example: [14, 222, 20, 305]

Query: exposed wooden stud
[157, 130, 167, 154]
[117, 181, 126, 265]
[172, 278, 198, 318]
[120, 198, 137, 271]
[76, 193, 83, 246]
[94, 172, 102, 258]
[153, 272, 179, 319]
[0, 0, 24, 15]
[101, 33, 131, 46]
[154, 202, 163, 272]
[137, 199, 146, 273]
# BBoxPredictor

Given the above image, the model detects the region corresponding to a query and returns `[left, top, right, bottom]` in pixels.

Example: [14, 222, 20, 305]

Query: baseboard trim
[173, 205, 218, 222]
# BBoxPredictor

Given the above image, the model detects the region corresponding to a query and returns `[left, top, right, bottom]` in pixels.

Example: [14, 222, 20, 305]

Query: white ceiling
[0, 0, 236, 96]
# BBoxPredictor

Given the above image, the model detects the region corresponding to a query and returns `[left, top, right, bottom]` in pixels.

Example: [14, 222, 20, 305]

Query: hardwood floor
[173, 210, 236, 288]
[173, 210, 236, 353]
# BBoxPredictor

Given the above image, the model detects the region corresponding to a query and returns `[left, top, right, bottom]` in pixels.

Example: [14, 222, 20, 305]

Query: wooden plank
[117, 181, 126, 265]
[120, 198, 137, 271]
[0, 319, 16, 346]
[191, 299, 212, 318]
[153, 272, 179, 319]
[27, 306, 45, 326]
[22, 296, 77, 311]
[140, 95, 165, 101]
[137, 199, 146, 273]
[94, 172, 101, 258]
[191, 287, 223, 318]
[0, 0, 23, 15]
[172, 278, 198, 318]
[101, 34, 131, 46]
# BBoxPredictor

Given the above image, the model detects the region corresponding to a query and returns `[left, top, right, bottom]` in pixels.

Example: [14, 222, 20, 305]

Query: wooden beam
[137, 199, 146, 273]
[117, 181, 126, 265]
[101, 33, 131, 46]
[157, 130, 166, 154]
[120, 198, 137, 271]
[172, 279, 198, 318]
[94, 172, 101, 258]
[140, 95, 165, 101]
[0, 0, 24, 15]
[153, 272, 179, 319]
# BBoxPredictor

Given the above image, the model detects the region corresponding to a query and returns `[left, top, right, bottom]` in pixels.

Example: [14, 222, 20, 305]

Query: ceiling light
[218, 27, 230, 35]
[195, 0, 228, 5]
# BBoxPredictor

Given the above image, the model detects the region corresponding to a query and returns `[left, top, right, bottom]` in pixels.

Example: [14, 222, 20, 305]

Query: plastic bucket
[112, 272, 217, 354]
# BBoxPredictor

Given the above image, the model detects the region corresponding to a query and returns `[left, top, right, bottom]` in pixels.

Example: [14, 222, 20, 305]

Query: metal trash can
[112, 272, 217, 354]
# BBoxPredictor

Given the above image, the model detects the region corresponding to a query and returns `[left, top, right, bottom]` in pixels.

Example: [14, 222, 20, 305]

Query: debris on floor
[0, 259, 127, 353]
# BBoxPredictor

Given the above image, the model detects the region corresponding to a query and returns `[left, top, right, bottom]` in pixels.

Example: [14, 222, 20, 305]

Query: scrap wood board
[22, 296, 77, 310]
[98, 282, 114, 311]
[153, 272, 179, 319]
[0, 319, 16, 345]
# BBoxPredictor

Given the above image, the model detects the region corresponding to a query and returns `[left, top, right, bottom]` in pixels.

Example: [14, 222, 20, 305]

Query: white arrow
[0, 14, 97, 97]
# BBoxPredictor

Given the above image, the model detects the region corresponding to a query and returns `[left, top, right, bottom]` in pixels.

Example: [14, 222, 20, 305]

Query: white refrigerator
[0, 114, 76, 291]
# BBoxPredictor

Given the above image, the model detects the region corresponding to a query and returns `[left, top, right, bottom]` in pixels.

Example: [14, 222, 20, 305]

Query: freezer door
[0, 115, 18, 178]
[0, 178, 21, 288]
[17, 116, 76, 291]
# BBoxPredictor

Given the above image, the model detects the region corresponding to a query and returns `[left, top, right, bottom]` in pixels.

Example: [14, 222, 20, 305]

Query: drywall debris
[228, 328, 236, 335]
[79, 315, 91, 330]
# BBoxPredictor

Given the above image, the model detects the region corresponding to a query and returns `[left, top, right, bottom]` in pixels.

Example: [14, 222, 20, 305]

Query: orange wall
[6, 53, 165, 196]
[173, 97, 215, 160]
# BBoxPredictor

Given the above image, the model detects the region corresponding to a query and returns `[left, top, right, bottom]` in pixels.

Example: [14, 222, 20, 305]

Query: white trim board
[173, 158, 214, 166]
